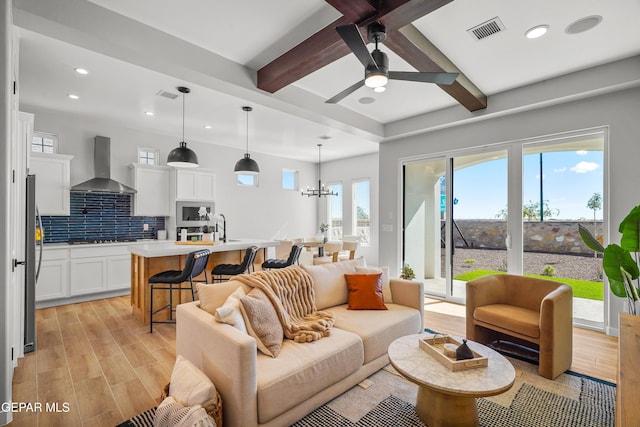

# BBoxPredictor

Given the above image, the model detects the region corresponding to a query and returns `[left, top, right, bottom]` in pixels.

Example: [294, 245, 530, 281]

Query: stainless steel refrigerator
[24, 174, 43, 353]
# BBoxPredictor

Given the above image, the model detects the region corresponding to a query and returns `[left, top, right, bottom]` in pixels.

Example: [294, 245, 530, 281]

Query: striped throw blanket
[235, 266, 335, 343]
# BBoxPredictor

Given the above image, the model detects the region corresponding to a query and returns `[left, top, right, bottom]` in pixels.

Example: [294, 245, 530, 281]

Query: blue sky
[451, 150, 603, 220]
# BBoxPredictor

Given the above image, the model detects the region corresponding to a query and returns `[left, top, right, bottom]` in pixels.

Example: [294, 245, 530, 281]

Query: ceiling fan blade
[325, 80, 365, 104]
[336, 25, 377, 69]
[388, 71, 459, 85]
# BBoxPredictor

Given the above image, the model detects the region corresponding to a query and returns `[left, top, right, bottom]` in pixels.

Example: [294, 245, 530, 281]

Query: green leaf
[603, 244, 639, 299]
[578, 224, 604, 252]
[619, 205, 640, 252]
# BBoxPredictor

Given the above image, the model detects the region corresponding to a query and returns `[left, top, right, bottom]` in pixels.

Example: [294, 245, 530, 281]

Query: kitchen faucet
[215, 213, 227, 243]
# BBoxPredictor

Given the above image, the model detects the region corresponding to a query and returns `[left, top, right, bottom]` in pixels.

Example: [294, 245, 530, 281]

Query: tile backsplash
[41, 193, 165, 243]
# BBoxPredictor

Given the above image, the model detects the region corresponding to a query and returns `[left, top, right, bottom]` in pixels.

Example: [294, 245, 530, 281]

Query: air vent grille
[156, 90, 179, 100]
[467, 17, 505, 41]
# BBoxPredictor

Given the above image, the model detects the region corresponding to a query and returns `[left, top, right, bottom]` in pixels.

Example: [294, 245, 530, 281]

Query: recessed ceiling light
[74, 68, 89, 75]
[318, 135, 332, 140]
[358, 97, 375, 104]
[565, 15, 603, 35]
[525, 25, 549, 39]
[373, 86, 386, 93]
[204, 125, 212, 129]
[67, 94, 79, 100]
[144, 111, 154, 116]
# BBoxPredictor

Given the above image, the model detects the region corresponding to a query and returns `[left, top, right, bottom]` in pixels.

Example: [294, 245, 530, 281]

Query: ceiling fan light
[234, 153, 260, 175]
[167, 141, 199, 167]
[373, 86, 386, 93]
[365, 73, 388, 88]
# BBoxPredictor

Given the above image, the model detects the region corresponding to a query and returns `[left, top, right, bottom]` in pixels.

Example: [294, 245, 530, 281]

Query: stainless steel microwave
[176, 201, 215, 228]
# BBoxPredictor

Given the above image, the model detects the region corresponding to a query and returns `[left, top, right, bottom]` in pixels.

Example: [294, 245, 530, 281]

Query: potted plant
[579, 205, 640, 315]
[201, 224, 214, 241]
[400, 263, 416, 280]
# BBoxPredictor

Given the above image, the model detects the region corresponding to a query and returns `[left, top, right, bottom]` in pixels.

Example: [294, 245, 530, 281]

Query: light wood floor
[8, 296, 619, 426]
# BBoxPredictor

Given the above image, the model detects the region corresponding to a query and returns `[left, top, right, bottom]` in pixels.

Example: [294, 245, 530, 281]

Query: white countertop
[128, 239, 278, 257]
[43, 239, 173, 250]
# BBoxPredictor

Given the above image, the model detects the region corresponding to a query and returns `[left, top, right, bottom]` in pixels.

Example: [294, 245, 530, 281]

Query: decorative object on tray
[419, 334, 488, 371]
[456, 338, 475, 360]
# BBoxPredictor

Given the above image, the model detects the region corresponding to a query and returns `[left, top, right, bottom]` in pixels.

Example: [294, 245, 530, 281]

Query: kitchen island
[129, 239, 277, 325]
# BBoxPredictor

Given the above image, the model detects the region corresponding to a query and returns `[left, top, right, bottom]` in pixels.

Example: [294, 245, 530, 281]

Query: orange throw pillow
[344, 273, 387, 310]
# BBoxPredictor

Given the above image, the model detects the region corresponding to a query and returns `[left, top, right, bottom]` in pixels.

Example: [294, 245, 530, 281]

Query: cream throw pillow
[154, 395, 215, 427]
[301, 258, 366, 310]
[169, 355, 218, 407]
[356, 266, 391, 303]
[214, 287, 247, 334]
[239, 289, 283, 358]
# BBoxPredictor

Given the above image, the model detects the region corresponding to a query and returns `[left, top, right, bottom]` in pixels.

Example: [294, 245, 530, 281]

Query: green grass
[453, 269, 604, 301]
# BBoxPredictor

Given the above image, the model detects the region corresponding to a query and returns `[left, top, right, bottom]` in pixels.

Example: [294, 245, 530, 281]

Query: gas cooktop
[67, 238, 138, 245]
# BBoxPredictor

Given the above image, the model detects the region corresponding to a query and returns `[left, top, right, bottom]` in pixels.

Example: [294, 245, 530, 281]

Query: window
[138, 147, 159, 165]
[282, 169, 299, 191]
[31, 132, 57, 153]
[237, 174, 258, 187]
[352, 179, 370, 245]
[327, 182, 343, 240]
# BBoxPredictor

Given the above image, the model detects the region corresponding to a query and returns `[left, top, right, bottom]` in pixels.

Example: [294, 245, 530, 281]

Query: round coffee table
[388, 334, 515, 427]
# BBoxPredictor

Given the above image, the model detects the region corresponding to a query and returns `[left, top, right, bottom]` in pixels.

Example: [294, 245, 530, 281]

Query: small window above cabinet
[130, 164, 171, 216]
[175, 168, 216, 201]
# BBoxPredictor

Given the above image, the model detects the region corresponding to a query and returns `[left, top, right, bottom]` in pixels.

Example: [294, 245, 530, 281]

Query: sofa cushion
[474, 304, 540, 339]
[255, 328, 363, 424]
[345, 273, 387, 310]
[239, 289, 284, 357]
[301, 258, 366, 310]
[355, 266, 392, 303]
[325, 304, 421, 364]
[198, 280, 250, 314]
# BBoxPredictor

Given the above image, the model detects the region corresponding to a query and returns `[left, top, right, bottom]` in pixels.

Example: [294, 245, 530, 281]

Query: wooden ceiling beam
[257, 0, 453, 94]
[385, 25, 487, 111]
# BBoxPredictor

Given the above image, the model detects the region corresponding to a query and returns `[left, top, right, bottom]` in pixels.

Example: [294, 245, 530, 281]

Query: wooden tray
[419, 335, 488, 372]
[175, 240, 220, 245]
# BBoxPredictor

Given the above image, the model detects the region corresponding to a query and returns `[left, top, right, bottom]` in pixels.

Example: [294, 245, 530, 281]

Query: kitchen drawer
[70, 245, 130, 258]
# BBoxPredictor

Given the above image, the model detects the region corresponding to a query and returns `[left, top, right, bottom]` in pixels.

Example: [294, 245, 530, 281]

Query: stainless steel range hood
[71, 136, 136, 194]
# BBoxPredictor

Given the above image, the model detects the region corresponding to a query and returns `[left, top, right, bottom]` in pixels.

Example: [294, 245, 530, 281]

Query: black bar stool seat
[262, 243, 304, 269]
[212, 246, 258, 282]
[149, 249, 210, 333]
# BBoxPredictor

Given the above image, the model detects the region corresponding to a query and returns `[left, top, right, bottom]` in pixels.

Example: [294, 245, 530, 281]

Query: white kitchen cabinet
[30, 152, 73, 215]
[175, 169, 216, 201]
[131, 164, 171, 216]
[70, 258, 106, 296]
[107, 255, 131, 290]
[36, 248, 69, 302]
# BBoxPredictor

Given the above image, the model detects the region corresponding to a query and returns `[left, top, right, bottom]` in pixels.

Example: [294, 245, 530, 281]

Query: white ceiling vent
[467, 17, 505, 41]
[156, 89, 179, 100]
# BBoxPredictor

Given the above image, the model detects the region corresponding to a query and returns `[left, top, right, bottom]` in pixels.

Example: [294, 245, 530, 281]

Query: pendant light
[301, 144, 338, 197]
[167, 86, 199, 168]
[234, 106, 260, 175]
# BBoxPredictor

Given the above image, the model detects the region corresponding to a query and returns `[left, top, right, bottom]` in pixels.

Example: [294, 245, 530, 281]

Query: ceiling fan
[326, 22, 459, 104]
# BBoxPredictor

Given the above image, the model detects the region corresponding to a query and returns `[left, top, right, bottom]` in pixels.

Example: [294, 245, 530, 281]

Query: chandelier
[301, 144, 338, 198]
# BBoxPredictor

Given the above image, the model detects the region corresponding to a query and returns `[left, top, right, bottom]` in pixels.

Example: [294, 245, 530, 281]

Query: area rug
[119, 357, 614, 427]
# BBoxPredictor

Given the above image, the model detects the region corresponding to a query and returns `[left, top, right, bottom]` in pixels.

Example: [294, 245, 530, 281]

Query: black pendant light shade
[167, 86, 199, 168]
[168, 141, 198, 167]
[235, 106, 260, 175]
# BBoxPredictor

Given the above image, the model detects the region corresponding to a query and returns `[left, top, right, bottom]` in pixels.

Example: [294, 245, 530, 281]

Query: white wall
[320, 152, 379, 265]
[379, 86, 640, 333]
[21, 104, 320, 242]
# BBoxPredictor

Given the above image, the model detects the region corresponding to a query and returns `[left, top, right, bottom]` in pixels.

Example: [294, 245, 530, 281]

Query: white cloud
[576, 150, 588, 156]
[570, 161, 599, 174]
[554, 167, 567, 173]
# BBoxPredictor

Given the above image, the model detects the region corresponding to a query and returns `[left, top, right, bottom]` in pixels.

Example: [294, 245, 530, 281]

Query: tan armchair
[466, 274, 573, 379]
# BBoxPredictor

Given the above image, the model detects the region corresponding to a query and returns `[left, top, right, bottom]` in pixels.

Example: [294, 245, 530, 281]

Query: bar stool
[262, 243, 304, 269]
[149, 249, 210, 333]
[212, 246, 258, 282]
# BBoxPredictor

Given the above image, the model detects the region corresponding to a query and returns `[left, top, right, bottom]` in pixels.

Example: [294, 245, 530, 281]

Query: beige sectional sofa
[176, 258, 424, 427]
